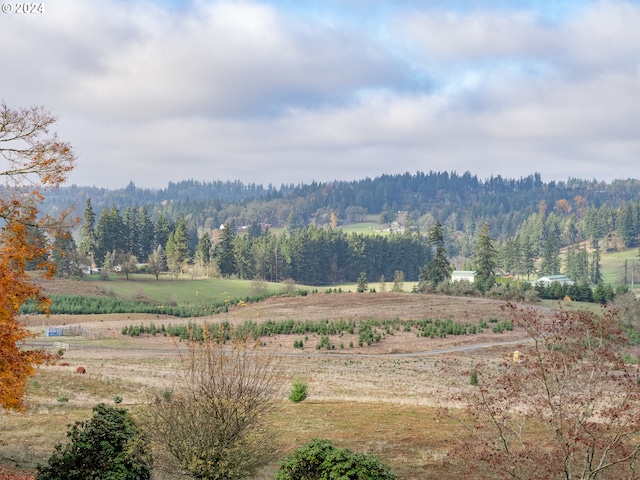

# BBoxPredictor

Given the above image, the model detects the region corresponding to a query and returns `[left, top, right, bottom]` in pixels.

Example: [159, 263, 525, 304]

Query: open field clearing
[2, 291, 533, 479]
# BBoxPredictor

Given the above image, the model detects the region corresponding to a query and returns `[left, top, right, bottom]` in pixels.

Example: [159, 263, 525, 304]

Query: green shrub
[36, 403, 152, 480]
[275, 438, 395, 480]
[288, 380, 308, 403]
[56, 396, 68, 403]
[470, 370, 478, 386]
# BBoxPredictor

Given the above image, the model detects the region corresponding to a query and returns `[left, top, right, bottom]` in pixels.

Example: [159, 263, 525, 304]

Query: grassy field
[0, 339, 499, 480]
[600, 247, 640, 285]
[5, 247, 637, 479]
[81, 274, 284, 305]
[5, 291, 527, 479]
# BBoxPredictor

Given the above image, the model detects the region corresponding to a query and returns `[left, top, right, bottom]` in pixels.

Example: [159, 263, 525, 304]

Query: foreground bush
[36, 403, 152, 480]
[143, 329, 283, 480]
[275, 438, 396, 480]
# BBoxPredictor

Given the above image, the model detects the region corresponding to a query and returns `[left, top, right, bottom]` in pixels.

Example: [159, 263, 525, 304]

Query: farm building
[533, 274, 575, 286]
[452, 270, 476, 282]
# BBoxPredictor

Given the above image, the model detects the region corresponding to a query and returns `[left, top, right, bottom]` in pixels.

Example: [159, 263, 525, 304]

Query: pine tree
[94, 206, 125, 267]
[540, 213, 561, 275]
[474, 222, 497, 292]
[154, 214, 173, 251]
[590, 240, 602, 284]
[51, 230, 83, 278]
[420, 219, 452, 286]
[356, 271, 369, 293]
[195, 232, 212, 265]
[79, 199, 96, 262]
[138, 206, 154, 259]
[519, 232, 537, 280]
[215, 223, 237, 277]
[123, 207, 139, 256]
[172, 218, 191, 265]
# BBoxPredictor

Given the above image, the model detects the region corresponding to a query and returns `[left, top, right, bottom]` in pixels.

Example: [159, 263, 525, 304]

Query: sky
[2, 0, 640, 189]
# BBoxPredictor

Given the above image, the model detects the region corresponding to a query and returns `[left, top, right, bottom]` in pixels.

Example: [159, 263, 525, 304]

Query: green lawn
[600, 248, 640, 285]
[82, 275, 287, 306]
[338, 222, 384, 235]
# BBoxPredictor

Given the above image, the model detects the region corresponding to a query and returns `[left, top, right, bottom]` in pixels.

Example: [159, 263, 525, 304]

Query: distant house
[452, 270, 476, 283]
[534, 275, 575, 286]
[81, 265, 101, 275]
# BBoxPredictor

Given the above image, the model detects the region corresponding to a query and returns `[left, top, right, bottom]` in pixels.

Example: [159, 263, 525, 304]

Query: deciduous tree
[147, 244, 166, 280]
[445, 304, 640, 479]
[0, 102, 75, 411]
[143, 328, 283, 480]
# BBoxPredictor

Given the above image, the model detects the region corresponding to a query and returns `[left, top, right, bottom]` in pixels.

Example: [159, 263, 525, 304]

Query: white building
[452, 270, 476, 283]
[534, 275, 575, 286]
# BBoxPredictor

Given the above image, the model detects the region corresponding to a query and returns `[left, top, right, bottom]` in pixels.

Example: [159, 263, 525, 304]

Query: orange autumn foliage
[0, 102, 75, 411]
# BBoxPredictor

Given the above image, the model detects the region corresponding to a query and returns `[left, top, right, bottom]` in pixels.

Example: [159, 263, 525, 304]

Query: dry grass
[3, 292, 529, 479]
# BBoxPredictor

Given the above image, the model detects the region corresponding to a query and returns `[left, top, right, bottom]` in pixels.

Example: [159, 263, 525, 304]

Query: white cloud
[1, 0, 640, 188]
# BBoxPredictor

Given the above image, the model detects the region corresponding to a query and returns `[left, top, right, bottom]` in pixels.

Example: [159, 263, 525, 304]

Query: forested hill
[43, 170, 640, 242]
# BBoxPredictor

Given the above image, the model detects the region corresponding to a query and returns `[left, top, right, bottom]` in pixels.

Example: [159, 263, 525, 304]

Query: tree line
[72, 199, 431, 284]
[57, 193, 640, 293]
[41, 171, 640, 250]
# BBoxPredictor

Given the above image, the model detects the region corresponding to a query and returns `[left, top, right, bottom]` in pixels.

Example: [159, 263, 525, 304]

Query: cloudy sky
[2, 0, 639, 189]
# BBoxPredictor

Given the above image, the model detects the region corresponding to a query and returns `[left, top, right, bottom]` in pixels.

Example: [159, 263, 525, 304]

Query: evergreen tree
[215, 223, 237, 277]
[172, 217, 191, 265]
[123, 207, 139, 256]
[617, 202, 636, 247]
[138, 205, 154, 259]
[590, 240, 602, 284]
[94, 206, 125, 267]
[540, 213, 561, 275]
[474, 222, 497, 292]
[25, 226, 49, 271]
[51, 230, 83, 278]
[79, 199, 96, 262]
[565, 244, 589, 284]
[154, 214, 173, 251]
[36, 404, 152, 480]
[233, 235, 254, 280]
[195, 232, 212, 265]
[357, 271, 369, 292]
[519, 232, 537, 280]
[420, 219, 452, 286]
[247, 221, 263, 243]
